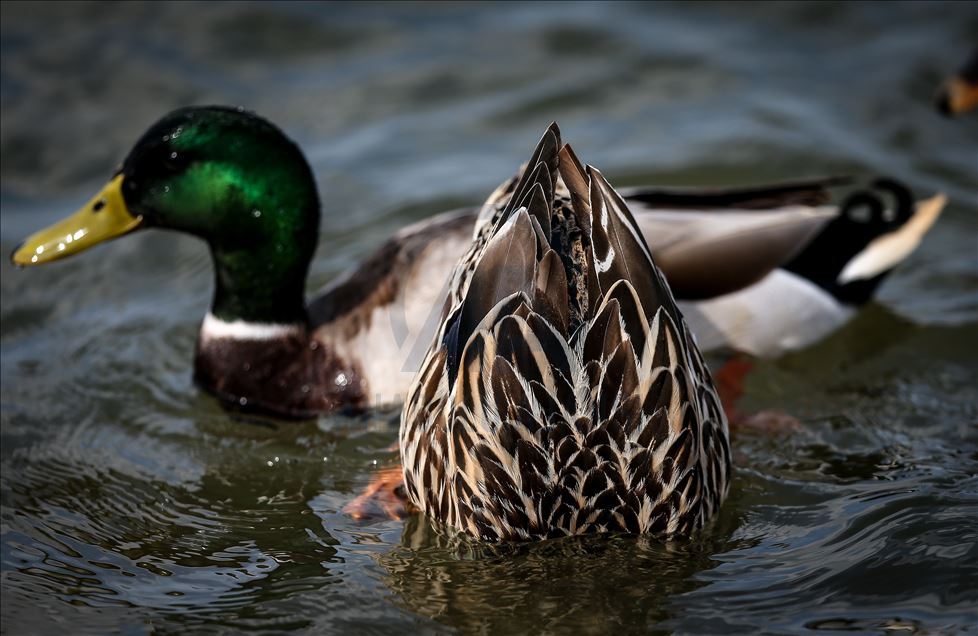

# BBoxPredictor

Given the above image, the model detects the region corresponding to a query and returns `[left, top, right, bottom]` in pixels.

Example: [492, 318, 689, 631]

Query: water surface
[2, 2, 977, 633]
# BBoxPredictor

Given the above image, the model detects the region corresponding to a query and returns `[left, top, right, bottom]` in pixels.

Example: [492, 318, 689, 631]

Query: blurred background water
[1, 1, 977, 633]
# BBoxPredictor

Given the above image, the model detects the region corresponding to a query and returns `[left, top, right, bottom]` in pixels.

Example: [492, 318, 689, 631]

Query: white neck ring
[200, 312, 303, 341]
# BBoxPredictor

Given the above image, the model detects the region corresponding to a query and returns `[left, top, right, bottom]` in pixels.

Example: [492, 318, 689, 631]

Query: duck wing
[619, 176, 851, 210]
[622, 178, 849, 299]
[630, 202, 836, 300]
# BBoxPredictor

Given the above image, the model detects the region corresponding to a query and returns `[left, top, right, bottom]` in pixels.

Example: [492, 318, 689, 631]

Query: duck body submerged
[400, 125, 731, 541]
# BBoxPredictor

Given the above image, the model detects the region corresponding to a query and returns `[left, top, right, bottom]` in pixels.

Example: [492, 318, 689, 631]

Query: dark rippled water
[2, 2, 977, 633]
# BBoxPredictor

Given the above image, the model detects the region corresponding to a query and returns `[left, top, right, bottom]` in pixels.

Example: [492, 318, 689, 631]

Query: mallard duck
[936, 47, 978, 116]
[400, 123, 730, 541]
[12, 106, 943, 418]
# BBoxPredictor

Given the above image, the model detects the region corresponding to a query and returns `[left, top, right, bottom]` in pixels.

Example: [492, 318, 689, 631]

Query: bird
[399, 123, 730, 541]
[936, 47, 978, 117]
[11, 106, 944, 418]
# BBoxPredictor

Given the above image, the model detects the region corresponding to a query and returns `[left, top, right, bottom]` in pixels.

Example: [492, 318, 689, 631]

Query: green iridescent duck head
[12, 106, 320, 324]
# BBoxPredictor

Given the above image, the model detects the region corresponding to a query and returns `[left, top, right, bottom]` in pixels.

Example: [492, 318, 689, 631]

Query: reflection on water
[381, 507, 751, 633]
[2, 1, 977, 633]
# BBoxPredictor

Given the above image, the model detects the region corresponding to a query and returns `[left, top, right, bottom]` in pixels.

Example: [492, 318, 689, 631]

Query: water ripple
[2, 2, 977, 633]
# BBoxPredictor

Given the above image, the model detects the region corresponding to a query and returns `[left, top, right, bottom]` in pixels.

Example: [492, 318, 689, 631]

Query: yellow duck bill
[11, 174, 143, 266]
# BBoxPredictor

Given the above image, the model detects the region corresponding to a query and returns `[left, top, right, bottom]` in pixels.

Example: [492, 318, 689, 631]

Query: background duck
[936, 47, 978, 116]
[12, 107, 943, 418]
[400, 123, 730, 541]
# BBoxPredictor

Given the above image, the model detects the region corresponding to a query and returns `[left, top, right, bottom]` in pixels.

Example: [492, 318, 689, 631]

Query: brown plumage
[400, 124, 731, 542]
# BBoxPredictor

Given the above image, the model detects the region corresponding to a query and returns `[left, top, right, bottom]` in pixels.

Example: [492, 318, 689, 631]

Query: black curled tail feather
[870, 177, 914, 225]
[785, 176, 917, 305]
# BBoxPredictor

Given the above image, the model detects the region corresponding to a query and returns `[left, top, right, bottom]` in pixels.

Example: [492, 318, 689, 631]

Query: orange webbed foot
[714, 355, 755, 423]
[343, 464, 409, 521]
[715, 355, 805, 435]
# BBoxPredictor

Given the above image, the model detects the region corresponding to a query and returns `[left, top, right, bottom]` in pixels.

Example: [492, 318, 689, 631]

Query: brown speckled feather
[400, 124, 731, 542]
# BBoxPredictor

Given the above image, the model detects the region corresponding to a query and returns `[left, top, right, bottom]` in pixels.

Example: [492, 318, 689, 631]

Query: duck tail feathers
[837, 193, 946, 285]
[783, 177, 945, 304]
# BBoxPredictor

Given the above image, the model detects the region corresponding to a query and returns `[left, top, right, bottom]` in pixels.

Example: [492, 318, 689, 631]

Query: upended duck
[400, 123, 729, 540]
[11, 106, 944, 418]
